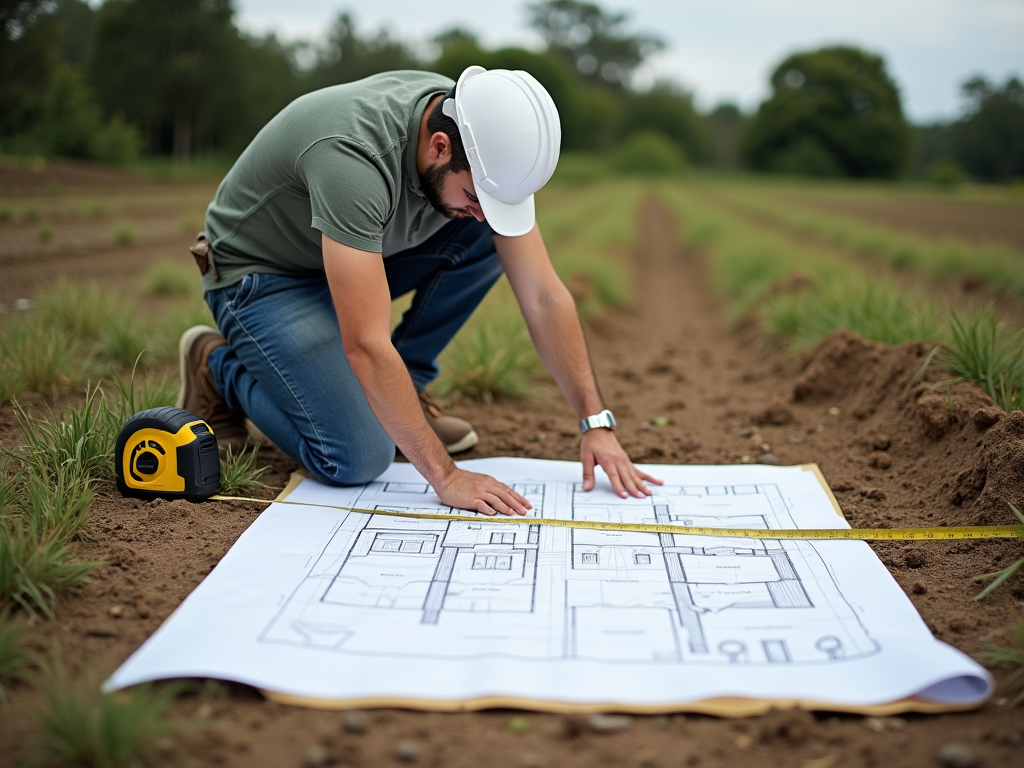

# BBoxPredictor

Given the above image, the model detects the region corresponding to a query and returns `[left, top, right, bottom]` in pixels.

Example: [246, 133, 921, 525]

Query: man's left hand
[581, 429, 663, 498]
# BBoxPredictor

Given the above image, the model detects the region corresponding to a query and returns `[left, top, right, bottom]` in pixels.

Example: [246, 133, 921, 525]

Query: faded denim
[205, 218, 503, 486]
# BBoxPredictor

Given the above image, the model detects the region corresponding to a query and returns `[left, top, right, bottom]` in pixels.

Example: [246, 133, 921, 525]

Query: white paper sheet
[107, 459, 992, 710]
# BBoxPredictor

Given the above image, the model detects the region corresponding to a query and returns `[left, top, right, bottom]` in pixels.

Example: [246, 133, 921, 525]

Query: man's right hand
[433, 468, 532, 517]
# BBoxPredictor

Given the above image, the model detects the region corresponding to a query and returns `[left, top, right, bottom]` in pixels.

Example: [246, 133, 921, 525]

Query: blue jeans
[205, 218, 504, 486]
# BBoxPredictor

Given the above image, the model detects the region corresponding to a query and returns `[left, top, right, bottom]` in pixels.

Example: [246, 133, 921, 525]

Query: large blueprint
[108, 459, 991, 713]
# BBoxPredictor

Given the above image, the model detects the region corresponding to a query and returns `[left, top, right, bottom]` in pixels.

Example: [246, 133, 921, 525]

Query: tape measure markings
[211, 495, 1024, 542]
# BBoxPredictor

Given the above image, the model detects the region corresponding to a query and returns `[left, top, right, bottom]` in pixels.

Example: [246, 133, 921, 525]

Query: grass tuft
[0, 516, 98, 617]
[218, 445, 271, 496]
[433, 316, 543, 403]
[0, 608, 35, 702]
[781, 280, 943, 349]
[96, 306, 155, 370]
[157, 294, 216, 350]
[133, 373, 178, 411]
[981, 619, 1024, 706]
[0, 318, 89, 396]
[973, 504, 1024, 600]
[35, 278, 114, 341]
[144, 259, 196, 297]
[112, 222, 136, 246]
[32, 656, 185, 767]
[941, 309, 1024, 413]
[11, 383, 118, 486]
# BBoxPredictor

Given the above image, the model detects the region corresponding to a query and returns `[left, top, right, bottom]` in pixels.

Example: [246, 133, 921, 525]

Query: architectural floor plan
[108, 459, 991, 712]
[260, 478, 878, 667]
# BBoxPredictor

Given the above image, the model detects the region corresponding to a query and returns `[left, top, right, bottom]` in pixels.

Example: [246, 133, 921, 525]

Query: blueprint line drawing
[259, 477, 880, 667]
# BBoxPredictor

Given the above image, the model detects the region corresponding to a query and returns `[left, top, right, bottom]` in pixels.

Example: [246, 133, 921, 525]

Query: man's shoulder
[296, 70, 453, 110]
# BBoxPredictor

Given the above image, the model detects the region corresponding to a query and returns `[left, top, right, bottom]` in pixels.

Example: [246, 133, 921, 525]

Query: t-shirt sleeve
[297, 138, 392, 253]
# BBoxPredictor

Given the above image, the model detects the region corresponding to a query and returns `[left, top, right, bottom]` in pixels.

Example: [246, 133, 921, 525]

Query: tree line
[1, 0, 1020, 183]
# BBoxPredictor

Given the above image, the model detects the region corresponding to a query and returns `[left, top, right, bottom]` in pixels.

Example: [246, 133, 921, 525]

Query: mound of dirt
[793, 329, 1023, 526]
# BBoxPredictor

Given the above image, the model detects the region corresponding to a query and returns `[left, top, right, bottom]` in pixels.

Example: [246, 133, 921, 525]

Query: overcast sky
[234, 0, 1024, 123]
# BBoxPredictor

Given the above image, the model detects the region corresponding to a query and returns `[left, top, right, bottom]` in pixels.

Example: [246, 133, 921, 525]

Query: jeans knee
[303, 438, 395, 487]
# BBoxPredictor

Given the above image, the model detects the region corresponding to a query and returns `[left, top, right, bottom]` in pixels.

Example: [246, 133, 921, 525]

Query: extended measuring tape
[211, 495, 1024, 542]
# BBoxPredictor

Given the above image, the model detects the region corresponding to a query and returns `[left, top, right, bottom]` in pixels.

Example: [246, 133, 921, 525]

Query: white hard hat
[442, 65, 561, 236]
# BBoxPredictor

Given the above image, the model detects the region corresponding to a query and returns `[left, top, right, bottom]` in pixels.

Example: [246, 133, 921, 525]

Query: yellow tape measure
[212, 496, 1024, 542]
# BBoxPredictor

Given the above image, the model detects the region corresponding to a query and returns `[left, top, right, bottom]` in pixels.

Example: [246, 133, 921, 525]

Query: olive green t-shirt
[202, 70, 455, 291]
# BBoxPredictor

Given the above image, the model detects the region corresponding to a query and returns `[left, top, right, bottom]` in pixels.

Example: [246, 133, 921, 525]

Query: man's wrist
[579, 409, 616, 434]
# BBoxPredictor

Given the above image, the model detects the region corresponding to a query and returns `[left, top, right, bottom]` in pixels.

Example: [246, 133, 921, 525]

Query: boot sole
[176, 324, 218, 412]
[445, 430, 478, 454]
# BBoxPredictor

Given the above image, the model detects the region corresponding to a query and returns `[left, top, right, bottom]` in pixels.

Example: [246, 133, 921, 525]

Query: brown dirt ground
[1, 172, 1023, 767]
[777, 193, 1024, 252]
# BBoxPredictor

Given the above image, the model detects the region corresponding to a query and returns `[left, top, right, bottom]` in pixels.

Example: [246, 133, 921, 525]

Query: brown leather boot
[418, 391, 478, 454]
[176, 325, 249, 450]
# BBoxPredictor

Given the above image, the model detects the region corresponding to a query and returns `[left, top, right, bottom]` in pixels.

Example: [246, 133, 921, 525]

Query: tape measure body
[116, 407, 221, 502]
[213, 496, 1024, 542]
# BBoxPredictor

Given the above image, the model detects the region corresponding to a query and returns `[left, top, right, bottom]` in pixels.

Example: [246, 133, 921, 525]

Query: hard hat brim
[477, 189, 535, 237]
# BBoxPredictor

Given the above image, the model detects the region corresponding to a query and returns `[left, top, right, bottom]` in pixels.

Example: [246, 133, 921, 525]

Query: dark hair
[426, 86, 471, 173]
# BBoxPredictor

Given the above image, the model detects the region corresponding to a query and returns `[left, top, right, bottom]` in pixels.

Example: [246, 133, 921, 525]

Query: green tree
[431, 26, 479, 56]
[89, 0, 240, 160]
[310, 12, 419, 89]
[951, 75, 1024, 182]
[51, 0, 93, 66]
[211, 32, 307, 156]
[619, 83, 710, 163]
[432, 40, 624, 153]
[741, 46, 911, 178]
[0, 0, 59, 139]
[706, 103, 744, 170]
[526, 0, 663, 89]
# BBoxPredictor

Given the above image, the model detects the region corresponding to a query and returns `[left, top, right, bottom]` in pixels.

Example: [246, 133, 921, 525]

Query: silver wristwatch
[579, 409, 616, 434]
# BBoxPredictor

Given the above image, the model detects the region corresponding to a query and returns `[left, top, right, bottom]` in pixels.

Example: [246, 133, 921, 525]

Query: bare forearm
[345, 341, 455, 486]
[523, 286, 604, 418]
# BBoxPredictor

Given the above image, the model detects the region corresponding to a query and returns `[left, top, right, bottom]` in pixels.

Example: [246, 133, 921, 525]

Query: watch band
[579, 409, 616, 434]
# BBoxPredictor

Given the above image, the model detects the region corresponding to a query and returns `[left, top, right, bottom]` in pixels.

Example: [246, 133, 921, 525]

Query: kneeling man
[178, 65, 660, 516]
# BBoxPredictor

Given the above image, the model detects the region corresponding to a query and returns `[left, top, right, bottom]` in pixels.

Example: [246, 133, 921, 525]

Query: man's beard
[418, 161, 461, 220]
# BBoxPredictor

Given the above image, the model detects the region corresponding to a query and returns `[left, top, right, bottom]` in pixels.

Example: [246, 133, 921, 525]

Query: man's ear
[428, 131, 452, 164]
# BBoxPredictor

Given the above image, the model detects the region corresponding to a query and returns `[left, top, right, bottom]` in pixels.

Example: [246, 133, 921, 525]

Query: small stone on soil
[758, 454, 780, 465]
[84, 627, 119, 638]
[341, 709, 366, 734]
[871, 435, 892, 451]
[937, 743, 977, 768]
[587, 713, 632, 733]
[828, 407, 840, 416]
[740, 427, 755, 437]
[869, 453, 892, 469]
[865, 716, 905, 733]
[972, 407, 1002, 430]
[756, 398, 794, 426]
[561, 714, 586, 737]
[302, 744, 330, 768]
[108, 605, 123, 618]
[863, 488, 886, 501]
[394, 740, 420, 762]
